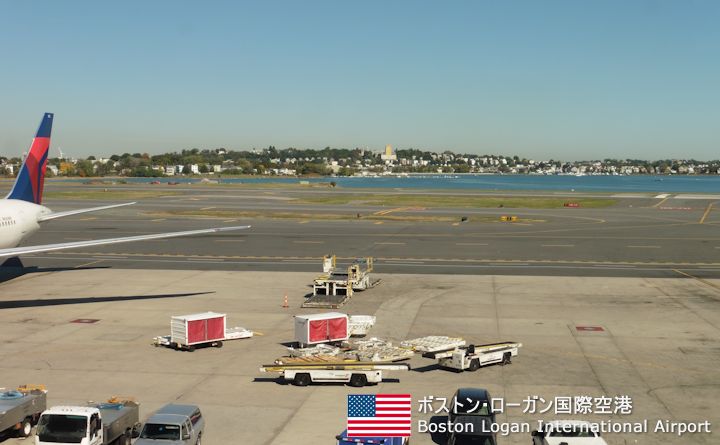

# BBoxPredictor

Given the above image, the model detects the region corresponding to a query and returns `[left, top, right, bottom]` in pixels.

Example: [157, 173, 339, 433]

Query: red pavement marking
[576, 326, 604, 332]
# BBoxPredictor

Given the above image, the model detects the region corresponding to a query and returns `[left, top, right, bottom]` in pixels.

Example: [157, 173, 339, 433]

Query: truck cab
[35, 401, 140, 445]
[36, 406, 104, 445]
[136, 404, 204, 445]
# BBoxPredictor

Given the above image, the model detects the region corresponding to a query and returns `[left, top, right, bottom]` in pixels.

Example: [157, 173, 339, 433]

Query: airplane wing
[37, 202, 137, 222]
[0, 225, 250, 259]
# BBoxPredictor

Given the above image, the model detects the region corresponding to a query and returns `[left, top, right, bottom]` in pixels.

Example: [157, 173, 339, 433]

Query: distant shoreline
[2, 171, 720, 182]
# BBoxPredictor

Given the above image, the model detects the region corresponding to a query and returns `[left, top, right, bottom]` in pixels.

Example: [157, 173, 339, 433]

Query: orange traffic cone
[282, 294, 289, 308]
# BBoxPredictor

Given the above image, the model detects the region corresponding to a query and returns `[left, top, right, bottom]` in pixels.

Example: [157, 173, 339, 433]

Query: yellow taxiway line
[699, 203, 714, 224]
[673, 269, 720, 299]
[652, 196, 671, 208]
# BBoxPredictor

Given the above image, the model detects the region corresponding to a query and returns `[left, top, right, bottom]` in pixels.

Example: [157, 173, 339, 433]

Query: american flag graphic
[347, 394, 412, 437]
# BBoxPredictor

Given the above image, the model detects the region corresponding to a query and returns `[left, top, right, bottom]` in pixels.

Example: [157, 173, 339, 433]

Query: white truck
[428, 342, 522, 372]
[35, 399, 140, 445]
[260, 362, 410, 387]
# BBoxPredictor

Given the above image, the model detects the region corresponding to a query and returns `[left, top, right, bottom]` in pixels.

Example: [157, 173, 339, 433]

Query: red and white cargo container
[170, 312, 226, 350]
[294, 312, 349, 347]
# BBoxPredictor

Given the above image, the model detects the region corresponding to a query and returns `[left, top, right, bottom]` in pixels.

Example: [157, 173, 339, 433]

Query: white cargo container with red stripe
[294, 312, 349, 347]
[171, 312, 226, 349]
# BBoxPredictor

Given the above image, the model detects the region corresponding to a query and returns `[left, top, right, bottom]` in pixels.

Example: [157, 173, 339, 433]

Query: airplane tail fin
[6, 113, 53, 204]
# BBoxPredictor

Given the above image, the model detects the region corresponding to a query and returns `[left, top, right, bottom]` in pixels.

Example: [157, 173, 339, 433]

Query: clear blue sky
[1, 1, 718, 161]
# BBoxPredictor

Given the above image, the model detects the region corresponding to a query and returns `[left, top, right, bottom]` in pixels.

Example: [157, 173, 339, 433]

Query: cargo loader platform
[303, 255, 379, 308]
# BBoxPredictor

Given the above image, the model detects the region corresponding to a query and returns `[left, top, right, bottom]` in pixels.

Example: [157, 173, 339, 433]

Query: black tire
[214, 341, 224, 348]
[170, 342, 179, 350]
[468, 359, 480, 372]
[18, 418, 32, 437]
[187, 345, 196, 352]
[294, 373, 311, 386]
[502, 352, 512, 365]
[349, 373, 368, 387]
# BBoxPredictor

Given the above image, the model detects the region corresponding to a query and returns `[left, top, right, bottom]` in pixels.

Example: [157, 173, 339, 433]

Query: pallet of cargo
[348, 315, 376, 336]
[345, 337, 415, 362]
[350, 346, 415, 362]
[287, 343, 342, 358]
[400, 335, 467, 353]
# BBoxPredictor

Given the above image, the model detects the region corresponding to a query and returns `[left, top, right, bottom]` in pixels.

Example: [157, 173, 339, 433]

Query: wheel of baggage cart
[502, 352, 512, 365]
[187, 345, 196, 352]
[468, 359, 480, 372]
[214, 341, 223, 348]
[349, 373, 368, 387]
[294, 373, 311, 386]
[19, 418, 32, 437]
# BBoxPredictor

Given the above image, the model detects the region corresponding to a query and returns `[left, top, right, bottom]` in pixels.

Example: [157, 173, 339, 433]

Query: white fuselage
[0, 199, 51, 249]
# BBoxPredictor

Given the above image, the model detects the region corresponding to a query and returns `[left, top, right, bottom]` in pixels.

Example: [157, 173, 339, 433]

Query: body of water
[58, 174, 720, 193]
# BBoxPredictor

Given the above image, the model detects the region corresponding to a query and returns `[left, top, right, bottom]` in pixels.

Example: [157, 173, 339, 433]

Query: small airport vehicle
[260, 361, 410, 387]
[0, 385, 47, 438]
[35, 398, 140, 445]
[294, 312, 349, 347]
[153, 312, 252, 351]
[531, 420, 608, 445]
[447, 388, 496, 445]
[135, 404, 204, 445]
[312, 255, 374, 297]
[336, 429, 409, 444]
[431, 342, 521, 372]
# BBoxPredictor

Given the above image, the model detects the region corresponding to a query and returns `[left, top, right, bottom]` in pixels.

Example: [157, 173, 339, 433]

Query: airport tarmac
[0, 269, 718, 444]
[6, 181, 720, 279]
